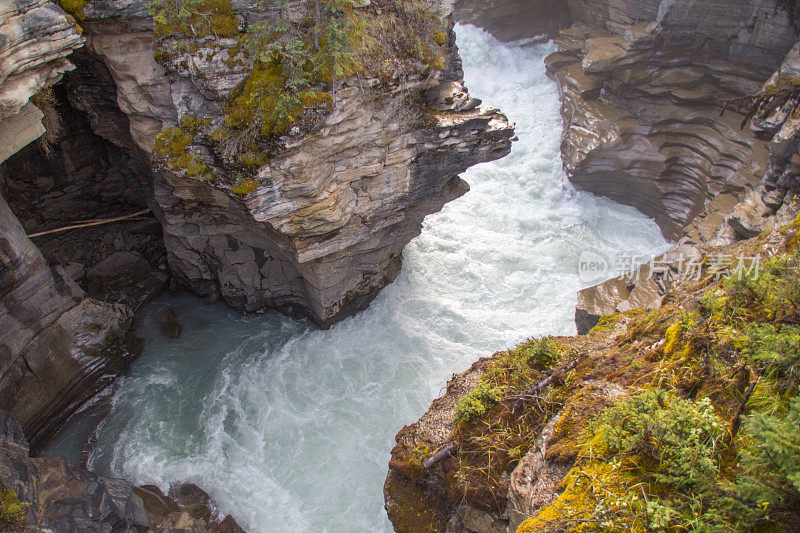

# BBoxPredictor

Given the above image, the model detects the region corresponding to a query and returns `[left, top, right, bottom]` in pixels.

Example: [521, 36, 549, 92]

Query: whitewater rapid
[44, 25, 670, 532]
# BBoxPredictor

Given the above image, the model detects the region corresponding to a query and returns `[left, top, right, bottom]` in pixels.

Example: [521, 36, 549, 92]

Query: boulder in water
[158, 307, 182, 339]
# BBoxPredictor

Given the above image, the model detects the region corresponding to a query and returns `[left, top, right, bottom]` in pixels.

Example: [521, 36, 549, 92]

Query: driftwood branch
[27, 209, 152, 238]
[423, 441, 458, 470]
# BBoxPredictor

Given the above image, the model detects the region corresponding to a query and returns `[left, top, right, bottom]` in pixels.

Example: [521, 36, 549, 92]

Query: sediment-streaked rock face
[456, 0, 800, 334]
[462, 0, 800, 242]
[0, 0, 145, 451]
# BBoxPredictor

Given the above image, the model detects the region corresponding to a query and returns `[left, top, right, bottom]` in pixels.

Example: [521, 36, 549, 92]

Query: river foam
[44, 24, 670, 531]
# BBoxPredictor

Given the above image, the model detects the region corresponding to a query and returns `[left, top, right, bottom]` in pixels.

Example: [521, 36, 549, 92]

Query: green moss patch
[148, 0, 239, 38]
[58, 0, 86, 19]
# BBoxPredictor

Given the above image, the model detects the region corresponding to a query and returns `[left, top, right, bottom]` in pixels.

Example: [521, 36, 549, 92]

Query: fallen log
[423, 353, 585, 471]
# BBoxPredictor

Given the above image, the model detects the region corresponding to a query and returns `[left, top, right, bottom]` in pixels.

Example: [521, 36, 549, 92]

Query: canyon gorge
[0, 0, 799, 531]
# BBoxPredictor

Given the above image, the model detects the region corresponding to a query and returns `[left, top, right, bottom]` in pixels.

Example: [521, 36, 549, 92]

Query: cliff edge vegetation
[386, 214, 800, 532]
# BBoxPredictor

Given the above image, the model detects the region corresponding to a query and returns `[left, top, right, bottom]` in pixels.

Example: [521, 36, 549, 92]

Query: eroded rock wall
[0, 0, 145, 450]
[561, 0, 800, 330]
[0, 190, 141, 450]
[453, 0, 572, 41]
[548, 0, 797, 240]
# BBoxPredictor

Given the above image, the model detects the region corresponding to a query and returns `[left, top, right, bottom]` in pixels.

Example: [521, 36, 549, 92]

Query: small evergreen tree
[735, 396, 800, 525]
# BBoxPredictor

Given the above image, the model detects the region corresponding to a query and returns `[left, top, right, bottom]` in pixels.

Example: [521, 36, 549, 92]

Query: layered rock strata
[455, 0, 800, 333]
[453, 0, 571, 41]
[569, 4, 800, 329]
[548, 0, 797, 240]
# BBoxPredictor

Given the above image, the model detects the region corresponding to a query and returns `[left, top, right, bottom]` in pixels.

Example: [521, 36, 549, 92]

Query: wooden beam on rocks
[27, 209, 152, 238]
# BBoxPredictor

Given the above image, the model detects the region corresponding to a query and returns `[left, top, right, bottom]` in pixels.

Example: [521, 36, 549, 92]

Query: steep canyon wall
[0, 0, 513, 449]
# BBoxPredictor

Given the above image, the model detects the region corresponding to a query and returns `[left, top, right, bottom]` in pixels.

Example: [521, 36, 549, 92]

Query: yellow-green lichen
[152, 126, 216, 182]
[545, 383, 617, 463]
[178, 114, 210, 135]
[153, 50, 175, 63]
[153, 126, 192, 157]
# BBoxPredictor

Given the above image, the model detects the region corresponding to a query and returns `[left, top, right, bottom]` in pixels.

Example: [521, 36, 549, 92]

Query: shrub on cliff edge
[0, 489, 28, 530]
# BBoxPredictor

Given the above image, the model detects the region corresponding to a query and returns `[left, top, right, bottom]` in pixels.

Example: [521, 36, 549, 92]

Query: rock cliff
[0, 0, 82, 162]
[72, 0, 513, 326]
[0, 409, 244, 531]
[454, 0, 800, 331]
[0, 0, 512, 451]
